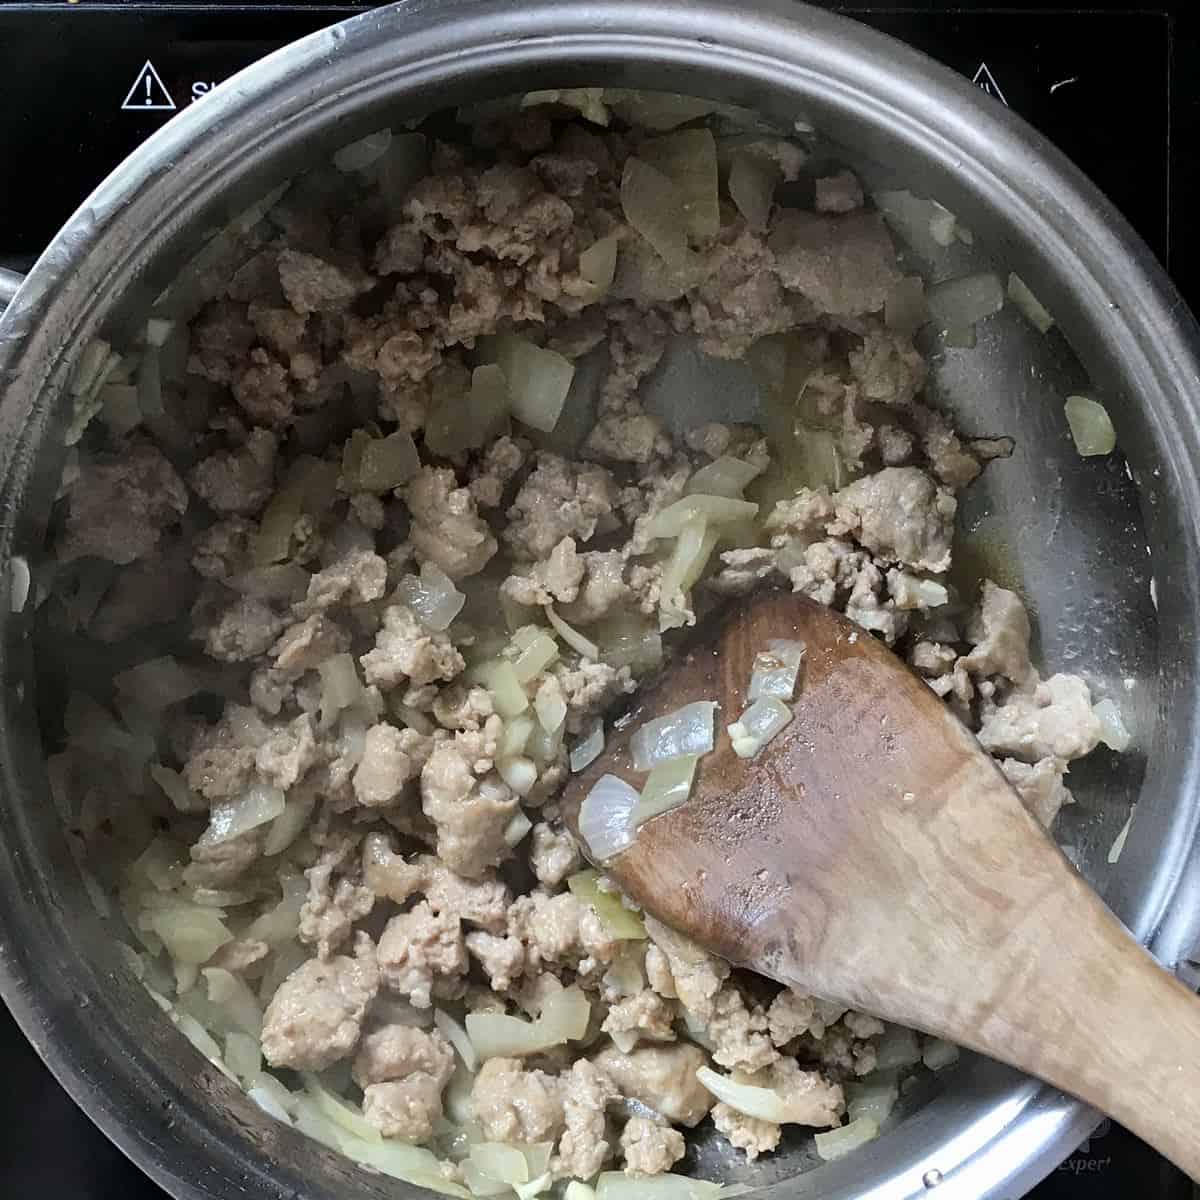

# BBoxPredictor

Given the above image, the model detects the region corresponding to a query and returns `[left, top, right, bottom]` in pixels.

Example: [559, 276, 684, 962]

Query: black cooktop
[1, 1, 1197, 1197]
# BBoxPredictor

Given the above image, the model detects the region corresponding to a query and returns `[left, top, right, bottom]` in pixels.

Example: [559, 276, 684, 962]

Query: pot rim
[1, 2, 1198, 1198]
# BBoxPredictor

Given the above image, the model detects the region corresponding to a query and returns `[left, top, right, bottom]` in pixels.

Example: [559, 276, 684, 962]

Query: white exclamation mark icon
[120, 61, 177, 113]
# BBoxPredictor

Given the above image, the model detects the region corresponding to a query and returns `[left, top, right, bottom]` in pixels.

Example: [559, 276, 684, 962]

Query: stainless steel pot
[2, 1, 1200, 1196]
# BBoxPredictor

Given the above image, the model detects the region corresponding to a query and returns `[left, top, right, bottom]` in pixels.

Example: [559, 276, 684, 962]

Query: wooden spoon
[561, 589, 1200, 1179]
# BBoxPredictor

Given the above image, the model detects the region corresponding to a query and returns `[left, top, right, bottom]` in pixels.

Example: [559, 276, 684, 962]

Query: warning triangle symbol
[121, 61, 176, 112]
[971, 62, 1009, 107]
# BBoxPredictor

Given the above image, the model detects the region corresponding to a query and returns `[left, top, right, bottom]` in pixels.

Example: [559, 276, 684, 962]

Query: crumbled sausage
[978, 674, 1102, 762]
[620, 1117, 686, 1175]
[377, 900, 467, 1008]
[188, 429, 278, 516]
[591, 1042, 712, 1127]
[471, 1057, 565, 1143]
[361, 604, 465, 689]
[504, 454, 617, 562]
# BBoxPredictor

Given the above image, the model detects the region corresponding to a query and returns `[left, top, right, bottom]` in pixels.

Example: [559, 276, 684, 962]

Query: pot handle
[0, 268, 24, 314]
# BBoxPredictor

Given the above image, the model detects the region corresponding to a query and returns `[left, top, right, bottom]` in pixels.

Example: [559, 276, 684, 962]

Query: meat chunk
[978, 673, 1102, 762]
[353, 1024, 455, 1087]
[361, 1076, 445, 1142]
[270, 613, 350, 673]
[421, 738, 518, 878]
[602, 989, 678, 1051]
[88, 543, 195, 643]
[57, 443, 187, 565]
[353, 722, 427, 807]
[620, 1117, 686, 1175]
[830, 467, 956, 573]
[501, 537, 584, 607]
[192, 517, 255, 581]
[529, 823, 581, 889]
[301, 550, 388, 612]
[559, 550, 629, 625]
[299, 862, 375, 960]
[769, 210, 901, 317]
[255, 711, 320, 790]
[471, 1057, 565, 1143]
[466, 931, 527, 992]
[643, 916, 729, 1023]
[960, 580, 1033, 682]
[182, 704, 270, 801]
[1000, 755, 1074, 827]
[554, 1059, 619, 1180]
[405, 467, 498, 580]
[203, 596, 286, 663]
[814, 170, 865, 214]
[377, 900, 467, 1007]
[260, 933, 379, 1070]
[278, 249, 374, 314]
[188, 429, 278, 516]
[591, 1042, 712, 1126]
[711, 1104, 781, 1161]
[508, 890, 618, 978]
[361, 604, 465, 689]
[705, 983, 778, 1072]
[504, 454, 617, 562]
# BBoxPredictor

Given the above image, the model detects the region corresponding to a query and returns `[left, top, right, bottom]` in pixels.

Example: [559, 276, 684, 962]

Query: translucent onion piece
[397, 562, 466, 632]
[845, 1073, 898, 1125]
[633, 754, 699, 827]
[426, 365, 510, 456]
[1108, 809, 1135, 864]
[567, 870, 647, 940]
[333, 128, 393, 173]
[469, 659, 529, 719]
[1007, 272, 1055, 334]
[639, 129, 721, 240]
[175, 1011, 224, 1064]
[511, 629, 559, 683]
[526, 718, 565, 769]
[318, 653, 363, 727]
[922, 1038, 960, 1071]
[597, 616, 663, 674]
[873, 1025, 922, 1071]
[747, 640, 805, 702]
[468, 1142, 529, 1186]
[569, 718, 605, 773]
[148, 906, 232, 965]
[253, 480, 305, 565]
[100, 383, 142, 436]
[515, 1171, 554, 1200]
[814, 1117, 881, 1161]
[596, 1173, 728, 1200]
[602, 89, 719, 131]
[928, 202, 957, 246]
[1064, 395, 1117, 457]
[466, 985, 590, 1059]
[564, 1184, 598, 1200]
[646, 495, 758, 539]
[434, 1008, 479, 1073]
[546, 604, 599, 659]
[658, 519, 718, 633]
[503, 809, 534, 846]
[302, 1074, 382, 1143]
[578, 774, 639, 862]
[248, 1082, 294, 1124]
[884, 276, 928, 338]
[498, 756, 538, 798]
[728, 697, 793, 759]
[463, 1162, 513, 1198]
[485, 334, 575, 433]
[630, 701, 717, 771]
[378, 132, 428, 220]
[579, 235, 620, 302]
[263, 786, 319, 857]
[926, 273, 1005, 337]
[620, 156, 693, 272]
[114, 656, 200, 711]
[695, 1066, 793, 1123]
[358, 430, 420, 491]
[728, 152, 777, 231]
[246, 876, 308, 944]
[686, 456, 763, 499]
[534, 677, 567, 734]
[197, 784, 285, 848]
[1093, 697, 1132, 751]
[522, 87, 609, 126]
[203, 967, 263, 1037]
[501, 713, 536, 758]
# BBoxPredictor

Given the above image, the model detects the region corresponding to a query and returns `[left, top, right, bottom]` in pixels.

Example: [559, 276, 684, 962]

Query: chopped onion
[358, 431, 421, 491]
[567, 870, 647, 940]
[515, 1171, 554, 1200]
[597, 617, 663, 674]
[728, 153, 777, 231]
[483, 334, 574, 433]
[131, 835, 185, 890]
[149, 764, 204, 814]
[570, 718, 605, 773]
[434, 1008, 478, 1073]
[378, 132, 428, 220]
[469, 659, 529, 719]
[303, 1074, 381, 1143]
[99, 383, 142, 436]
[522, 87, 609, 126]
[263, 786, 318, 857]
[197, 785, 285, 849]
[874, 1025, 923, 1071]
[466, 984, 589, 1059]
[253, 480, 305, 565]
[1064, 395, 1116, 457]
[696, 1066, 798, 1123]
[468, 1143, 529, 1186]
[503, 809, 534, 847]
[203, 967, 263, 1037]
[845, 1073, 898, 1125]
[334, 128, 393, 173]
[425, 364, 511, 456]
[1093, 697, 1132, 751]
[249, 1082, 293, 1124]
[534, 677, 567, 734]
[646, 495, 758, 539]
[633, 754, 699, 827]
[526, 718, 565, 769]
[246, 876, 308, 944]
[748, 640, 805, 702]
[658, 519, 719, 633]
[463, 1162, 512, 1198]
[564, 1183, 597, 1200]
[174, 1011, 224, 1064]
[501, 713, 536, 758]
[318, 653, 363, 727]
[546, 604, 599, 659]
[397, 562, 466, 632]
[596, 1174, 730, 1200]
[579, 235, 620, 302]
[639, 129, 720, 240]
[1108, 808, 1135, 864]
[114, 656, 199, 713]
[621, 156, 694, 273]
[603, 90, 719, 131]
[578, 774, 639, 862]
[630, 701, 717, 771]
[922, 1038, 960, 1071]
[928, 202, 958, 246]
[498, 756, 538, 798]
[148, 906, 232, 965]
[728, 697, 793, 759]
[814, 1117, 881, 1161]
[1007, 272, 1054, 334]
[927, 273, 1005, 340]
[687, 456, 763, 499]
[885, 277, 928, 338]
[511, 628, 559, 683]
